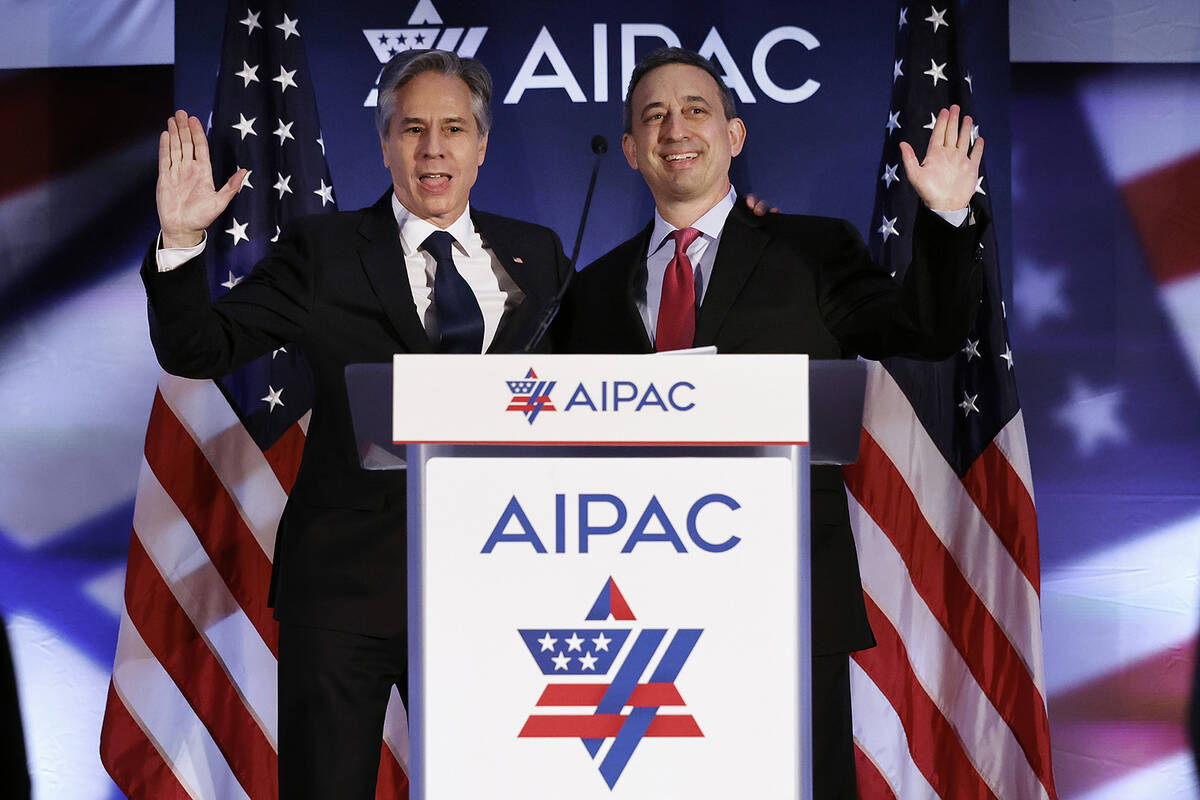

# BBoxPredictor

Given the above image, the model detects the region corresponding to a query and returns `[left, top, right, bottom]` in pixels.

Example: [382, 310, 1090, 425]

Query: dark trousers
[278, 622, 407, 800]
[813, 652, 859, 800]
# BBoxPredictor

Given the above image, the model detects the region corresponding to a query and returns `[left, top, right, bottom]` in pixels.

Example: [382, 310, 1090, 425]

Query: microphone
[521, 134, 608, 353]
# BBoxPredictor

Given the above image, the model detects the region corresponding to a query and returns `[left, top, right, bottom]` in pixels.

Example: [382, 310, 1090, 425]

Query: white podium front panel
[413, 453, 807, 799]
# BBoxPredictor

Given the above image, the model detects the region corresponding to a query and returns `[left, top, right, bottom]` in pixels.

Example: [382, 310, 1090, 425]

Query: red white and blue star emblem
[506, 367, 556, 423]
[517, 578, 704, 788]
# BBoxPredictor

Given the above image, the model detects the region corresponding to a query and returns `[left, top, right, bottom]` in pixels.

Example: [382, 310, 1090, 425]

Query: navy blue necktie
[422, 230, 484, 353]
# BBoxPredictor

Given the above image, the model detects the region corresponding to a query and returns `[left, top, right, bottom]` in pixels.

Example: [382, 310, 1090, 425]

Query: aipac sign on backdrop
[362, 0, 823, 107]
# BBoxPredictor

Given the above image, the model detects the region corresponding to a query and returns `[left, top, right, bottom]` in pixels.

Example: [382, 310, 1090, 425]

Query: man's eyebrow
[638, 96, 712, 117]
[638, 101, 667, 117]
[398, 115, 470, 126]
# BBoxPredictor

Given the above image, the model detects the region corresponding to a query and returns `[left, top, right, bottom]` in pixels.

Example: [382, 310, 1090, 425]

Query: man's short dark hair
[375, 49, 493, 138]
[623, 47, 738, 134]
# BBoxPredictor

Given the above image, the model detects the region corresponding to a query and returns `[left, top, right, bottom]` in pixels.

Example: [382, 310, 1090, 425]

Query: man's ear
[728, 117, 747, 158]
[380, 135, 390, 169]
[621, 132, 640, 171]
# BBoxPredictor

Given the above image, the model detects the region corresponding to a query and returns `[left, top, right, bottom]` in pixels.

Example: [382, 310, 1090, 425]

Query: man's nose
[659, 110, 688, 141]
[419, 129, 444, 156]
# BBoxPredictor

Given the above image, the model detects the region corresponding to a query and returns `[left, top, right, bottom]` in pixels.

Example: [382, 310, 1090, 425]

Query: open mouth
[419, 173, 452, 189]
[662, 152, 698, 163]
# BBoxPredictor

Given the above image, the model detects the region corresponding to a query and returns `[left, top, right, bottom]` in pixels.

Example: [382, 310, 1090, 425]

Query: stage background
[0, 0, 1195, 797]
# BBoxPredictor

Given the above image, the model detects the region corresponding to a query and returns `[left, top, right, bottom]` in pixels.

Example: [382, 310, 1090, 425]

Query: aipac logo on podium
[506, 367, 556, 424]
[517, 579, 704, 788]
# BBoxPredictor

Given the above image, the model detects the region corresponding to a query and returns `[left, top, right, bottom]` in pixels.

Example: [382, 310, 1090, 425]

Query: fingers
[216, 168, 247, 204]
[970, 136, 985, 164]
[944, 105, 960, 148]
[158, 130, 171, 175]
[926, 105, 973, 150]
[745, 193, 774, 217]
[899, 140, 920, 174]
[164, 109, 207, 172]
[189, 115, 211, 164]
[956, 113, 974, 153]
[927, 105, 979, 155]
[209, 175, 241, 224]
[928, 107, 949, 152]
[176, 109, 195, 162]
[166, 114, 182, 166]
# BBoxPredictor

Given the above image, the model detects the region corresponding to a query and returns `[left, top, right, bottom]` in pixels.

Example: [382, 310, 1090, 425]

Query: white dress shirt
[155, 192, 523, 352]
[640, 187, 736, 344]
[637, 187, 970, 346]
[390, 194, 522, 351]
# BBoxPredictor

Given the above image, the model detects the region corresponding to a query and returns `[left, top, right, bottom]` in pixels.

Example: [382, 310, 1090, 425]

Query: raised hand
[899, 104, 983, 212]
[156, 110, 246, 248]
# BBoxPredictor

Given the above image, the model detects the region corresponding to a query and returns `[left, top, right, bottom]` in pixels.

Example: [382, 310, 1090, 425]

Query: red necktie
[655, 227, 701, 352]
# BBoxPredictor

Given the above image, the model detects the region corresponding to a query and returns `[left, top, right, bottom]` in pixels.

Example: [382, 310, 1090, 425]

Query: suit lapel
[356, 191, 434, 353]
[623, 222, 655, 353]
[694, 200, 769, 346]
[473, 210, 546, 354]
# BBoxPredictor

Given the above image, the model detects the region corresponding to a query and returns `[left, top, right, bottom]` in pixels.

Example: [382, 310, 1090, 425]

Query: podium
[346, 354, 866, 799]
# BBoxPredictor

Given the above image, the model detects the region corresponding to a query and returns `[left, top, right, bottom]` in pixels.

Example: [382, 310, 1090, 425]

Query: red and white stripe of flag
[1078, 73, 1200, 391]
[845, 363, 1056, 800]
[100, 374, 410, 799]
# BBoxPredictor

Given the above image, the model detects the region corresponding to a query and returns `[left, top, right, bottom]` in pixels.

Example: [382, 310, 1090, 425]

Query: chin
[662, 177, 704, 197]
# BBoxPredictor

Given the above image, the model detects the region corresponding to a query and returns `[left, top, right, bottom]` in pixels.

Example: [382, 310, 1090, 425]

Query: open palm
[156, 109, 246, 248]
[899, 105, 983, 212]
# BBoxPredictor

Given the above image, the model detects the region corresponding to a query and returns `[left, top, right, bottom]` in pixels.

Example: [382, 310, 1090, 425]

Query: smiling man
[558, 47, 987, 799]
[144, 50, 568, 798]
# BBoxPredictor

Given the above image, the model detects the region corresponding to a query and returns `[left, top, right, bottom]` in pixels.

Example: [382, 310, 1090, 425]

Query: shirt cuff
[931, 207, 971, 227]
[156, 231, 207, 272]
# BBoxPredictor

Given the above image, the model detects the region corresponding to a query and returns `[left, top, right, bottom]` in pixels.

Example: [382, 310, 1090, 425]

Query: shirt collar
[391, 192, 482, 258]
[649, 186, 737, 255]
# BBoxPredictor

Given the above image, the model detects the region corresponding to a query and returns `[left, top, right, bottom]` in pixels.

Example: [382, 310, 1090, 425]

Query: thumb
[215, 168, 247, 206]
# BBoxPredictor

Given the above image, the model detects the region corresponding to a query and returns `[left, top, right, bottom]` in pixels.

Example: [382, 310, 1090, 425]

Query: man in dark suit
[145, 50, 567, 798]
[557, 48, 986, 799]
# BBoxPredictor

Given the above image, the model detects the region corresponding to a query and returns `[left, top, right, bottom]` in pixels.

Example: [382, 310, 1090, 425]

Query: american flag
[1016, 60, 1200, 798]
[842, 3, 1058, 798]
[98, 1, 409, 797]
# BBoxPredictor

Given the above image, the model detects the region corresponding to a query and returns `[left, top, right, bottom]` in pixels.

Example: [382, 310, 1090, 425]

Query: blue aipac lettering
[481, 492, 740, 553]
[561, 381, 695, 412]
[481, 496, 547, 553]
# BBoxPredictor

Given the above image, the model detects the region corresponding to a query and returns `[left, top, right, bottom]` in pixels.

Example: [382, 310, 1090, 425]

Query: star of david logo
[518, 578, 704, 788]
[505, 368, 556, 424]
[361, 0, 489, 107]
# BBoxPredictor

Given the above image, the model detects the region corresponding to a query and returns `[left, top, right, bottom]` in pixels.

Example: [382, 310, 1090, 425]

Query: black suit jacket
[557, 199, 983, 655]
[143, 191, 569, 637]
